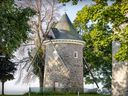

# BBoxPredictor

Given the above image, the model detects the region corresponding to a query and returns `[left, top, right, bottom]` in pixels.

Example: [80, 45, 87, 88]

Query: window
[74, 51, 78, 58]
[54, 81, 63, 88]
[55, 82, 59, 88]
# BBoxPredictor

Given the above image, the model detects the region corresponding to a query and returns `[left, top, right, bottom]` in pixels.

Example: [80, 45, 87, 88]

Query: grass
[25, 93, 110, 96]
[0, 92, 111, 96]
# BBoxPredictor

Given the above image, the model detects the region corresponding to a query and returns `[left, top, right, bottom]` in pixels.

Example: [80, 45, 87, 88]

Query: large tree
[0, 56, 16, 95]
[0, 0, 35, 94]
[15, 0, 59, 88]
[73, 0, 128, 89]
[0, 0, 35, 56]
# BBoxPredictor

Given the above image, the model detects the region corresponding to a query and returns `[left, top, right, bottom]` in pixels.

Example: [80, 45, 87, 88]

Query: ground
[0, 92, 111, 96]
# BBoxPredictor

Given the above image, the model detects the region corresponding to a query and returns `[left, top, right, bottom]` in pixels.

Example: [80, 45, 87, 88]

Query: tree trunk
[39, 47, 45, 92]
[39, 71, 44, 87]
[2, 81, 5, 95]
[39, 65, 44, 92]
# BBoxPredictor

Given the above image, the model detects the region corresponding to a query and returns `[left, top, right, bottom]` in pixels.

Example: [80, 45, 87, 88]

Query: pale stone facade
[112, 14, 128, 96]
[43, 40, 85, 92]
[112, 62, 128, 96]
[112, 41, 128, 96]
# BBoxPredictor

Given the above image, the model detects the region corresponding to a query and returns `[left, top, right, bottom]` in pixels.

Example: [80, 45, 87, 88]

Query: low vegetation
[0, 92, 111, 96]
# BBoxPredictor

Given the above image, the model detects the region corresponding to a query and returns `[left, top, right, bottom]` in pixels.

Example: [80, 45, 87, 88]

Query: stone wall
[112, 62, 128, 96]
[43, 40, 84, 92]
[112, 41, 128, 96]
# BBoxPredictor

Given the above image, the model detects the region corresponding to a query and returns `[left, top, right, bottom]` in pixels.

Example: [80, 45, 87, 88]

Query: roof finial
[63, 3, 67, 13]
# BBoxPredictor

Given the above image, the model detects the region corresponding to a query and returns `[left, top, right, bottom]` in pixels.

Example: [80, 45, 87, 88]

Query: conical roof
[52, 13, 81, 40]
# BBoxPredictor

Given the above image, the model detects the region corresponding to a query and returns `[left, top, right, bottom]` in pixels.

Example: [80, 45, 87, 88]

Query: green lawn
[0, 93, 111, 96]
[25, 93, 110, 96]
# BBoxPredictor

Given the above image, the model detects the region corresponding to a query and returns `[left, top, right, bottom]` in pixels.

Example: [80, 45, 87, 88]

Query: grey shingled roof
[52, 13, 81, 40]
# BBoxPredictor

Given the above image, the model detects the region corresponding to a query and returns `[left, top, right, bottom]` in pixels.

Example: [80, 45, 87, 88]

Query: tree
[0, 56, 16, 95]
[0, 0, 35, 94]
[73, 0, 128, 89]
[16, 0, 59, 88]
[0, 0, 35, 56]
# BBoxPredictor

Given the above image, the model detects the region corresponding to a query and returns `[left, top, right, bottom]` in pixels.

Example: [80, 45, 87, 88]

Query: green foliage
[0, 1, 35, 92]
[114, 26, 128, 61]
[29, 48, 45, 77]
[74, 0, 128, 88]
[58, 0, 115, 5]
[0, 55, 17, 95]
[0, 56, 16, 82]
[0, 0, 35, 56]
[23, 92, 110, 96]
[58, 0, 79, 5]
[0, 92, 111, 96]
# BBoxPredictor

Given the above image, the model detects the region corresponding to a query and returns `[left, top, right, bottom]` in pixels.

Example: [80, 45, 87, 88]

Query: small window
[54, 81, 63, 88]
[74, 51, 78, 58]
[55, 82, 59, 88]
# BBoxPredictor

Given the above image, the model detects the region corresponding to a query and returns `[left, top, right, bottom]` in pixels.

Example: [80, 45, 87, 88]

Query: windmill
[43, 13, 99, 92]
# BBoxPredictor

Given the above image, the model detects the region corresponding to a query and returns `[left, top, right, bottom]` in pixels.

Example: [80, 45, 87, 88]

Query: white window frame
[55, 82, 59, 88]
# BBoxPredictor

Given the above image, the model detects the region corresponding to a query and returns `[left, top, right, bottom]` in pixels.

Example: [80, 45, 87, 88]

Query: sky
[60, 0, 94, 22]
[0, 0, 100, 95]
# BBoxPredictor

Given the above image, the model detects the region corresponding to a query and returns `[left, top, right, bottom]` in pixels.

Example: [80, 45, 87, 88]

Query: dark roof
[52, 13, 81, 40]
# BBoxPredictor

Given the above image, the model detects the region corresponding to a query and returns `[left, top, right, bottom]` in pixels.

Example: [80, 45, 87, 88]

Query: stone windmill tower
[43, 13, 85, 92]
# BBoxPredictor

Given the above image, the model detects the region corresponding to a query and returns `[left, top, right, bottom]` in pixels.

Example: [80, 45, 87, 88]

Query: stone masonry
[112, 41, 128, 96]
[43, 39, 85, 92]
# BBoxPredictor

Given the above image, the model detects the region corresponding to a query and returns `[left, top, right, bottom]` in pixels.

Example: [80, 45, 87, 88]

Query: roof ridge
[53, 13, 81, 40]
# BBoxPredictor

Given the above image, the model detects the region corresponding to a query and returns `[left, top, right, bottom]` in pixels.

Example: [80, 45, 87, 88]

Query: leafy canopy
[58, 0, 115, 5]
[0, 56, 16, 82]
[74, 0, 128, 88]
[0, 0, 35, 56]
